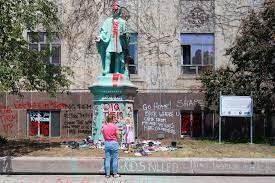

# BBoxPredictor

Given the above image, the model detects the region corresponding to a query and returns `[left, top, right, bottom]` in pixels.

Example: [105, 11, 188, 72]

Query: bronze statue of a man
[96, 2, 128, 75]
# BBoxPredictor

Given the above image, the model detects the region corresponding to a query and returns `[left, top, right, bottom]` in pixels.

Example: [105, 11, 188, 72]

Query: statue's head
[112, 2, 121, 17]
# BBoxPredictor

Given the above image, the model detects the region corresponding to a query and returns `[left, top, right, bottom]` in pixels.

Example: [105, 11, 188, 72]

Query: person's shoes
[105, 175, 110, 178]
[124, 150, 129, 153]
[113, 174, 121, 178]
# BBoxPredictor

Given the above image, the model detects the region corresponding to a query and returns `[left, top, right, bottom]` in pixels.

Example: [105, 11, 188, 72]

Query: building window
[181, 34, 214, 75]
[253, 0, 263, 7]
[128, 33, 138, 74]
[28, 111, 60, 137]
[27, 32, 61, 65]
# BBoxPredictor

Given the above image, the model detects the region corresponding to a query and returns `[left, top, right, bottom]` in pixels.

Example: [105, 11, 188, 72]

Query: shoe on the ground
[105, 175, 110, 178]
[113, 174, 120, 178]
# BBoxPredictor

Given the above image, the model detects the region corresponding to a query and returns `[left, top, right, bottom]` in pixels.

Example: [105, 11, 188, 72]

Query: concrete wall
[1, 157, 275, 175]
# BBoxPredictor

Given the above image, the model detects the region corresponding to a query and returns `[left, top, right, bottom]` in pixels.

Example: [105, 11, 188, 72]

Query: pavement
[1, 157, 275, 175]
[1, 175, 275, 183]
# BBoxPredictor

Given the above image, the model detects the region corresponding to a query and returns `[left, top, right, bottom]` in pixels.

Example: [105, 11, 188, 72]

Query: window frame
[27, 32, 61, 66]
[181, 33, 215, 75]
[27, 110, 61, 138]
[128, 33, 138, 75]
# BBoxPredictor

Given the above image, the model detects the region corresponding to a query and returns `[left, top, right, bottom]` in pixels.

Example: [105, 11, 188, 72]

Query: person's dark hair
[106, 115, 114, 123]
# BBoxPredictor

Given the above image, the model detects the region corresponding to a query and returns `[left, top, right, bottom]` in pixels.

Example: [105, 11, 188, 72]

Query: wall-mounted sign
[220, 96, 253, 117]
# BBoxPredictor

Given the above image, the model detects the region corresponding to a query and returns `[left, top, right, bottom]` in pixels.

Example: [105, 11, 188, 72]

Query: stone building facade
[1, 0, 274, 139]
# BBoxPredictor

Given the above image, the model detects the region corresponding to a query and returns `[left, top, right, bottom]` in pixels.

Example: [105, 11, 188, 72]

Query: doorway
[181, 111, 202, 137]
[181, 112, 191, 136]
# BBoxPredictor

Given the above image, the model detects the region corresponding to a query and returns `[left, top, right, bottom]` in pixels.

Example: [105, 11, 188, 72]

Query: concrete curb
[0, 157, 275, 175]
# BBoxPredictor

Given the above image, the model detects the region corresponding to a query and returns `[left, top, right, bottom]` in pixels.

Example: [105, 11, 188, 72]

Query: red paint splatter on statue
[112, 19, 119, 52]
[112, 73, 124, 87]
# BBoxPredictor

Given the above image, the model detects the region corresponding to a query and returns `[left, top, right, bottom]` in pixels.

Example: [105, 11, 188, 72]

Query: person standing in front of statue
[96, 1, 128, 75]
[102, 115, 121, 178]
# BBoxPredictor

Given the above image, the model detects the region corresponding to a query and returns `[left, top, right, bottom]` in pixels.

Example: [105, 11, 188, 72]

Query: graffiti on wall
[13, 101, 66, 109]
[133, 93, 205, 138]
[64, 104, 92, 110]
[0, 100, 65, 136]
[135, 94, 204, 111]
[140, 102, 180, 137]
[0, 106, 17, 135]
[63, 104, 93, 135]
[175, 97, 204, 109]
[63, 111, 92, 135]
[0, 99, 94, 137]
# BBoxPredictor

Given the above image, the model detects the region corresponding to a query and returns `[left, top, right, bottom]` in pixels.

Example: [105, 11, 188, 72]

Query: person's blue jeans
[104, 141, 119, 176]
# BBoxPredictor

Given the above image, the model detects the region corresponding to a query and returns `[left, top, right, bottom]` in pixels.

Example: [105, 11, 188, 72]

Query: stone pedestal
[89, 73, 138, 142]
